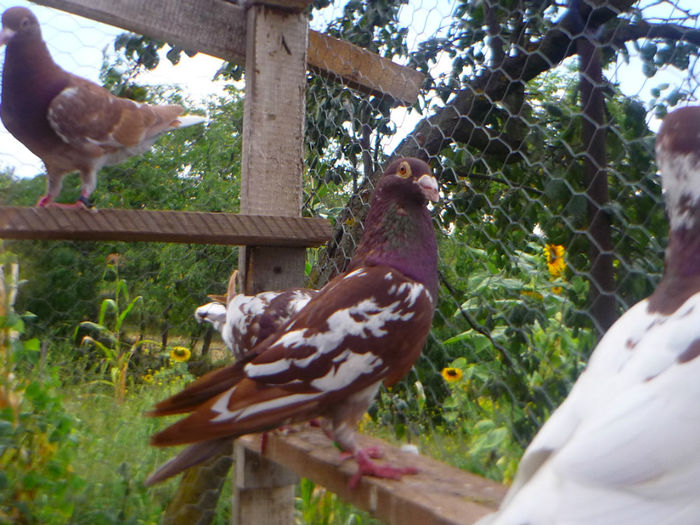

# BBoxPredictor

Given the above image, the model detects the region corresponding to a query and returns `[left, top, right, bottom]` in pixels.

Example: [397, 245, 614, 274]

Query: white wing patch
[211, 391, 321, 423]
[245, 277, 426, 381]
[246, 295, 416, 379]
[310, 349, 382, 391]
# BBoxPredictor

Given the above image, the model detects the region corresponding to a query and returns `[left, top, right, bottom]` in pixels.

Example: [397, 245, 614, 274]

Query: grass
[2, 349, 382, 524]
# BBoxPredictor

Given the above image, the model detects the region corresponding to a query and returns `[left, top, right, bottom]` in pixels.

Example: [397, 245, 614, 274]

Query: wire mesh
[1, 0, 699, 521]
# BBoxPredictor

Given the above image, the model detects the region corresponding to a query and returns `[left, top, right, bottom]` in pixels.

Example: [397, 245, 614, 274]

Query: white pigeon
[478, 105, 700, 525]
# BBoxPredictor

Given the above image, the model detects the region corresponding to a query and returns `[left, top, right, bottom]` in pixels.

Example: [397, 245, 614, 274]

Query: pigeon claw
[348, 447, 418, 489]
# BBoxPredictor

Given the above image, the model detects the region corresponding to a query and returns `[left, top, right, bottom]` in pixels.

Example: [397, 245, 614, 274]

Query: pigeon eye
[397, 162, 411, 178]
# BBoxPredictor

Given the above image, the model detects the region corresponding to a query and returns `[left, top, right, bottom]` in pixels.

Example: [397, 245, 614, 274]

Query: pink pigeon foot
[348, 447, 418, 489]
[39, 194, 92, 209]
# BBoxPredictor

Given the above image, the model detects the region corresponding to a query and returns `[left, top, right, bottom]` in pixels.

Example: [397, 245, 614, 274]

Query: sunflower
[142, 373, 154, 383]
[170, 346, 191, 363]
[441, 367, 463, 382]
[544, 243, 566, 278]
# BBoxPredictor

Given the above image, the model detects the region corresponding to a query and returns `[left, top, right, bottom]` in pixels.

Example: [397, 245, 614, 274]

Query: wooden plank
[238, 3, 309, 294]
[308, 30, 425, 105]
[253, 0, 315, 11]
[0, 207, 331, 247]
[239, 428, 507, 525]
[32, 0, 425, 104]
[32, 0, 248, 65]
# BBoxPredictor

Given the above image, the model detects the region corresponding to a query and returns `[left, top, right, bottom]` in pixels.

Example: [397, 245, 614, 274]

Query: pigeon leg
[37, 168, 63, 207]
[330, 422, 417, 488]
[36, 195, 53, 207]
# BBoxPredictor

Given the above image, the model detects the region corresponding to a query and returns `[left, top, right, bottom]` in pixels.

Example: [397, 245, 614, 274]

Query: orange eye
[397, 162, 411, 178]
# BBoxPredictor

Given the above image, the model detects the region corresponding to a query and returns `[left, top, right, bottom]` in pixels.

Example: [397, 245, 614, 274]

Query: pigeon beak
[0, 27, 15, 46]
[416, 174, 439, 202]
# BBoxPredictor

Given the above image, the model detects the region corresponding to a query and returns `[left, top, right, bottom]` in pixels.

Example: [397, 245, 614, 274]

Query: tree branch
[314, 0, 638, 285]
[603, 20, 700, 47]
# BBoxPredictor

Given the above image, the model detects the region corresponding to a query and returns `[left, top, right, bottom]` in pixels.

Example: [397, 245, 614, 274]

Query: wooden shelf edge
[238, 428, 507, 525]
[0, 206, 332, 247]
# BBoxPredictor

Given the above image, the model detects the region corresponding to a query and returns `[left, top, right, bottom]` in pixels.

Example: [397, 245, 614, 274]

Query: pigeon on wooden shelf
[147, 270, 319, 484]
[478, 106, 700, 525]
[0, 7, 205, 209]
[146, 157, 439, 488]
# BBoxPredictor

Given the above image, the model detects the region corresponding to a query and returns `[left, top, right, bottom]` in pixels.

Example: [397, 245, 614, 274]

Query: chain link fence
[1, 0, 698, 520]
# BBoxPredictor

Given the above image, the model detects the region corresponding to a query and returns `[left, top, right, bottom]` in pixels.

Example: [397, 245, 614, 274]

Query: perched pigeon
[195, 270, 320, 360]
[147, 157, 439, 488]
[479, 106, 700, 524]
[147, 271, 319, 485]
[0, 7, 205, 208]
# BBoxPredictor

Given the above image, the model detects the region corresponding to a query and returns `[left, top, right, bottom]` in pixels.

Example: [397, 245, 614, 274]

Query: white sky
[0, 0, 697, 179]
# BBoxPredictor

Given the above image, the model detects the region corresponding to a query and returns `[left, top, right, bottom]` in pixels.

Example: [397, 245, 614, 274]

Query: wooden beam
[32, 0, 248, 65]
[31, 0, 425, 104]
[0, 207, 331, 247]
[239, 428, 507, 525]
[308, 30, 425, 105]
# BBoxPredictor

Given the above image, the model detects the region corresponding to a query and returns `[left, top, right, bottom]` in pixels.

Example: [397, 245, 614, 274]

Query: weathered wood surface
[239, 428, 507, 525]
[0, 207, 331, 247]
[232, 444, 299, 525]
[308, 30, 425, 104]
[234, 4, 309, 522]
[32, 0, 424, 104]
[237, 4, 309, 294]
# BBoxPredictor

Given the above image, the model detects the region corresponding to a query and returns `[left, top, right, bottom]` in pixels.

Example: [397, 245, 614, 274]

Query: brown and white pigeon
[0, 7, 205, 208]
[195, 270, 319, 361]
[478, 106, 700, 524]
[145, 271, 319, 485]
[147, 157, 439, 488]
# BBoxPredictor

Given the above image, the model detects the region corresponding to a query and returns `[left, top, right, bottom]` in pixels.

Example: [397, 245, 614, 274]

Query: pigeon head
[656, 106, 700, 233]
[646, 106, 700, 315]
[0, 7, 41, 47]
[350, 157, 439, 300]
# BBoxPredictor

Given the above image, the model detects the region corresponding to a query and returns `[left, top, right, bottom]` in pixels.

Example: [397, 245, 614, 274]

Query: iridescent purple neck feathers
[349, 158, 439, 301]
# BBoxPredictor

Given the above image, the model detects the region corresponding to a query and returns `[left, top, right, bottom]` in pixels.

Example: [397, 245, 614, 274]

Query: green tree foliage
[2, 54, 244, 349]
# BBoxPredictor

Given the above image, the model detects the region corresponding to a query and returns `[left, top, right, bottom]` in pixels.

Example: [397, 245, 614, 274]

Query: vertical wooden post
[235, 2, 311, 523]
[238, 2, 309, 293]
[233, 445, 299, 525]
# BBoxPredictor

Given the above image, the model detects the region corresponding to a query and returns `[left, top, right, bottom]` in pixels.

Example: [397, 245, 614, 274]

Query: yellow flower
[544, 243, 567, 278]
[357, 412, 372, 432]
[552, 286, 563, 295]
[143, 373, 154, 383]
[441, 367, 463, 382]
[170, 346, 191, 363]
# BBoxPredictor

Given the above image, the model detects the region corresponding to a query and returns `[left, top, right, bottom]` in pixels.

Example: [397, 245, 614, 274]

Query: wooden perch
[238, 427, 507, 525]
[0, 207, 331, 247]
[32, 0, 425, 105]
